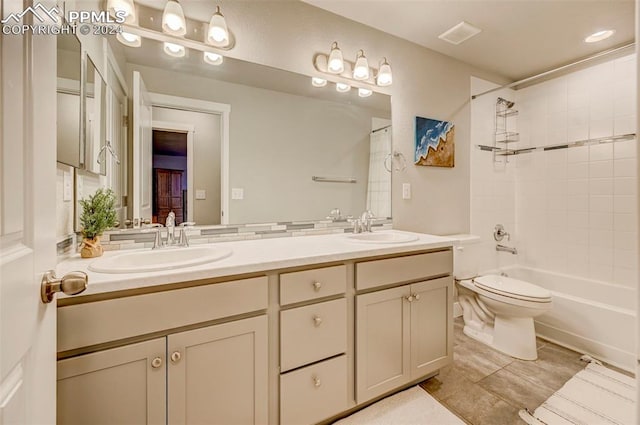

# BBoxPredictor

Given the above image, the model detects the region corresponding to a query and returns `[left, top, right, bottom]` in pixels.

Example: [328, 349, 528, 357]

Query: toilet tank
[447, 234, 481, 280]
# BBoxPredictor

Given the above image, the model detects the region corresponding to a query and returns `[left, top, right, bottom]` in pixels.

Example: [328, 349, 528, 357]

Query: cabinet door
[356, 285, 411, 404]
[410, 277, 453, 379]
[168, 315, 268, 425]
[57, 338, 166, 425]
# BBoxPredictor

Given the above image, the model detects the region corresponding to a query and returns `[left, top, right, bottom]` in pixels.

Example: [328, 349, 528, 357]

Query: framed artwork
[414, 116, 455, 167]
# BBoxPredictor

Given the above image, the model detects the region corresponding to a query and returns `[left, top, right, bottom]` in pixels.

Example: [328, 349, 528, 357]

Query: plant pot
[81, 236, 103, 258]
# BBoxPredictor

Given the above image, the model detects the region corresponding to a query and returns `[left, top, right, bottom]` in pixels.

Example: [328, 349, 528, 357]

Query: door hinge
[123, 115, 129, 127]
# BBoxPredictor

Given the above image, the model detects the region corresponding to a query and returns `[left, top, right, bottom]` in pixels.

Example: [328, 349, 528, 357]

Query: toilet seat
[473, 274, 552, 303]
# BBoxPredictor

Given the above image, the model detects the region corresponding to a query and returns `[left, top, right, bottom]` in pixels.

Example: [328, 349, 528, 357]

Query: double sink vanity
[55, 230, 454, 424]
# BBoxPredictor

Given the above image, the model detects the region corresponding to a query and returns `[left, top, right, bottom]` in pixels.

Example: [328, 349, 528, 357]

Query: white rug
[520, 361, 636, 425]
[334, 386, 465, 425]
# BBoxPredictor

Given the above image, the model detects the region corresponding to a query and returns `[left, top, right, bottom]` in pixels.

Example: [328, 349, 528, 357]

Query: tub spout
[496, 244, 517, 255]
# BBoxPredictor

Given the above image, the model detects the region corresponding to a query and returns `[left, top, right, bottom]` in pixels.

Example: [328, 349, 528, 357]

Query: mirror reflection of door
[152, 130, 187, 225]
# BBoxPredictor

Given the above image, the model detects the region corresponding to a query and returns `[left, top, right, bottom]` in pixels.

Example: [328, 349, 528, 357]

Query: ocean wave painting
[414, 116, 455, 167]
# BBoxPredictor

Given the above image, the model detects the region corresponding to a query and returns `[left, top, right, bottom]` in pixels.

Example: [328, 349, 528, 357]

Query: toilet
[450, 234, 552, 360]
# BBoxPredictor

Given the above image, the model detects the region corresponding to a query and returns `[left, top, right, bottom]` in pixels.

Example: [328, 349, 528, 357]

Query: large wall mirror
[56, 32, 82, 168]
[108, 36, 392, 226]
[83, 55, 107, 175]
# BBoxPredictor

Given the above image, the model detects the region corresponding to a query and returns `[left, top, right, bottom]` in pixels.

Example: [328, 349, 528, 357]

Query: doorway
[152, 130, 187, 225]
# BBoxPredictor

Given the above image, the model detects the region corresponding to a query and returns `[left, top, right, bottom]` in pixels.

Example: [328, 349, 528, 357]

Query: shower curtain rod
[471, 42, 635, 100]
[372, 125, 391, 133]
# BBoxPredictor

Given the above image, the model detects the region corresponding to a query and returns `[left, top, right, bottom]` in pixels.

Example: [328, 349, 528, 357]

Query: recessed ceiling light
[585, 29, 615, 43]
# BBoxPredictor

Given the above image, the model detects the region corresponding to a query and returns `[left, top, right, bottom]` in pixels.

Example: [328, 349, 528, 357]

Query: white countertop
[56, 230, 455, 298]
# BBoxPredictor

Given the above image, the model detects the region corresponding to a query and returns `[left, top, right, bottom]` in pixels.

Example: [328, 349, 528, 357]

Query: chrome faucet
[165, 212, 176, 246]
[496, 244, 518, 255]
[351, 210, 375, 233]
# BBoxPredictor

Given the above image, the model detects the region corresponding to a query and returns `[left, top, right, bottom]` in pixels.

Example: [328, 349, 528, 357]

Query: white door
[132, 71, 153, 221]
[0, 5, 57, 424]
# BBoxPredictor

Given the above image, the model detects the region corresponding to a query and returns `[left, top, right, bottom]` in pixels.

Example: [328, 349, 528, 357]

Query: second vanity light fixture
[111, 1, 233, 67]
[313, 41, 393, 96]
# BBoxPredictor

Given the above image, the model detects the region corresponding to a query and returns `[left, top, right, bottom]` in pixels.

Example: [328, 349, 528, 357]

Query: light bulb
[353, 50, 370, 80]
[208, 6, 229, 44]
[107, 0, 135, 23]
[116, 31, 141, 47]
[336, 82, 351, 93]
[376, 58, 393, 86]
[162, 0, 186, 36]
[203, 51, 223, 65]
[358, 88, 373, 97]
[327, 42, 344, 74]
[163, 42, 185, 57]
[311, 77, 327, 87]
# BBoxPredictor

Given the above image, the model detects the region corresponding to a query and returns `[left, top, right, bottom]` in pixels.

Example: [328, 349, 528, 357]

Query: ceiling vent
[438, 21, 482, 45]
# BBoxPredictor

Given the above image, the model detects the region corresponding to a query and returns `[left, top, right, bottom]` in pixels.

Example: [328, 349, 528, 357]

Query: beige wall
[197, 1, 507, 234]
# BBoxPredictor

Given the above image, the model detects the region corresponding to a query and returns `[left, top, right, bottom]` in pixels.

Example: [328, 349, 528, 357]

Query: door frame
[149, 93, 230, 224]
[151, 121, 194, 222]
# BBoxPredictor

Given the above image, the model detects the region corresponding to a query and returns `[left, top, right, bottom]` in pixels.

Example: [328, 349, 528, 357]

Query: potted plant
[79, 188, 117, 258]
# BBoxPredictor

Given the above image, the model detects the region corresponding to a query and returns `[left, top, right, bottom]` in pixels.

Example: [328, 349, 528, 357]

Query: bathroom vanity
[55, 231, 454, 424]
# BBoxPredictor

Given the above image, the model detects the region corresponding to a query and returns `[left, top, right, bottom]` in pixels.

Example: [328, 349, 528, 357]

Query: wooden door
[410, 277, 452, 379]
[356, 285, 412, 404]
[168, 316, 268, 425]
[155, 169, 184, 224]
[57, 339, 166, 425]
[0, 4, 57, 423]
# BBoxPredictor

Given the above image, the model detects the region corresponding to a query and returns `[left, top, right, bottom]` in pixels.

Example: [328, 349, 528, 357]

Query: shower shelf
[496, 109, 519, 118]
[495, 132, 520, 143]
[477, 133, 636, 157]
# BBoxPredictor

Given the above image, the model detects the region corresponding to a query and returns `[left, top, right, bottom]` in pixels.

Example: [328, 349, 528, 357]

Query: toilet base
[462, 315, 538, 361]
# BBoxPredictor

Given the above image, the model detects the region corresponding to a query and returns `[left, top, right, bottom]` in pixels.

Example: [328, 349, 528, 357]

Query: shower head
[497, 97, 515, 108]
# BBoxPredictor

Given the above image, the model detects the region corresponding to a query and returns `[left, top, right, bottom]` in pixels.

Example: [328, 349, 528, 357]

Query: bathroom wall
[470, 54, 637, 288]
[516, 54, 637, 286]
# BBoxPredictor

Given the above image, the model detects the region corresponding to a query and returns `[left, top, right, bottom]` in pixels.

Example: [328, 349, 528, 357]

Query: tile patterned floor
[419, 318, 588, 425]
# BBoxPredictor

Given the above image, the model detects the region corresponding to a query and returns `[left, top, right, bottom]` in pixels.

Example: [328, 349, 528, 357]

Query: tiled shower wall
[471, 53, 637, 287]
[516, 54, 637, 286]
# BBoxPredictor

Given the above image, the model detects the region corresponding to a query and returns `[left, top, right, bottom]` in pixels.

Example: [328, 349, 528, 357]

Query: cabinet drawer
[356, 250, 452, 291]
[280, 355, 347, 425]
[280, 265, 346, 305]
[280, 298, 346, 372]
[58, 276, 268, 352]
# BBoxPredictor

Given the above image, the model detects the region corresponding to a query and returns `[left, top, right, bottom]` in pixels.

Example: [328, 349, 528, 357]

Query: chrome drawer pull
[312, 375, 321, 388]
[312, 281, 322, 292]
[313, 316, 323, 327]
[151, 357, 163, 369]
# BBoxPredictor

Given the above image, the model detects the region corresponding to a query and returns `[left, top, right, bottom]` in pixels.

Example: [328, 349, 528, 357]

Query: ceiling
[303, 0, 635, 81]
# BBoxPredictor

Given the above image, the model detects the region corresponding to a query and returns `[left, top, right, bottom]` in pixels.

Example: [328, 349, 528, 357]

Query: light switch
[402, 183, 411, 200]
[63, 171, 72, 202]
[232, 188, 244, 200]
[195, 190, 206, 200]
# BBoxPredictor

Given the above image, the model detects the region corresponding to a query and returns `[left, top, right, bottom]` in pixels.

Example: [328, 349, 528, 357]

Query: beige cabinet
[57, 316, 267, 425]
[57, 338, 166, 425]
[356, 276, 452, 403]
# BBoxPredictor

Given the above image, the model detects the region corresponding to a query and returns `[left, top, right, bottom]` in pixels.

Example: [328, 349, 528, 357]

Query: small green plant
[79, 188, 117, 240]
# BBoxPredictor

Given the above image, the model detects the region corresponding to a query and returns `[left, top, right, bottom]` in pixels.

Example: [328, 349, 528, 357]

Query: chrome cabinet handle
[41, 270, 88, 303]
[405, 295, 414, 302]
[151, 357, 163, 369]
[313, 316, 323, 327]
[312, 281, 322, 292]
[170, 351, 182, 363]
[312, 375, 321, 388]
[414, 293, 420, 301]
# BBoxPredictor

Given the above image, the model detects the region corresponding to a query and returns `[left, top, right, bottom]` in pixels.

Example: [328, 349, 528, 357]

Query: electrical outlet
[195, 190, 206, 200]
[402, 183, 411, 200]
[232, 188, 244, 200]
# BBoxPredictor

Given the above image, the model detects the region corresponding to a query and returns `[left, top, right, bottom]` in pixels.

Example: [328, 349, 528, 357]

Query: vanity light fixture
[107, 0, 136, 23]
[311, 77, 327, 87]
[203, 51, 223, 65]
[162, 0, 187, 36]
[117, 30, 142, 47]
[353, 50, 370, 80]
[207, 6, 229, 45]
[358, 88, 372, 97]
[376, 58, 392, 86]
[163, 42, 186, 57]
[336, 82, 351, 93]
[327, 42, 345, 74]
[584, 29, 615, 43]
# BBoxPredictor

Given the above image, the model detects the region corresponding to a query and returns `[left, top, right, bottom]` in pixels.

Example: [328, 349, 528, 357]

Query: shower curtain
[366, 126, 392, 218]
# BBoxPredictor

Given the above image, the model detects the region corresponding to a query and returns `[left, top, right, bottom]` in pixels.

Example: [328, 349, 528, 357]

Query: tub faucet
[165, 212, 176, 246]
[496, 244, 517, 255]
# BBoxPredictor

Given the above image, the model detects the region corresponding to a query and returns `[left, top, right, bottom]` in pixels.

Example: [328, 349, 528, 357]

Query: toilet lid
[473, 274, 551, 301]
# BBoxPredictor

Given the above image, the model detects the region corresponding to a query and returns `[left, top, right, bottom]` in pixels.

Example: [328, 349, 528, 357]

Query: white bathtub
[500, 266, 636, 372]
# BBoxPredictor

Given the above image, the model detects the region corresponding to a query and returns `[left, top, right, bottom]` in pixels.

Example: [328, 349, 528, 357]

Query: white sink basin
[346, 231, 419, 244]
[88, 246, 232, 274]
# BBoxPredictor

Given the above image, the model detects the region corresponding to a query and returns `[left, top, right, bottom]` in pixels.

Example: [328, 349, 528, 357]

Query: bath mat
[333, 386, 465, 425]
[519, 359, 636, 425]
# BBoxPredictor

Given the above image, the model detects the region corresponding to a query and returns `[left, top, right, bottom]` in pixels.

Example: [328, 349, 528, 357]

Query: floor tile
[477, 368, 555, 410]
[441, 383, 519, 425]
[419, 364, 475, 400]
